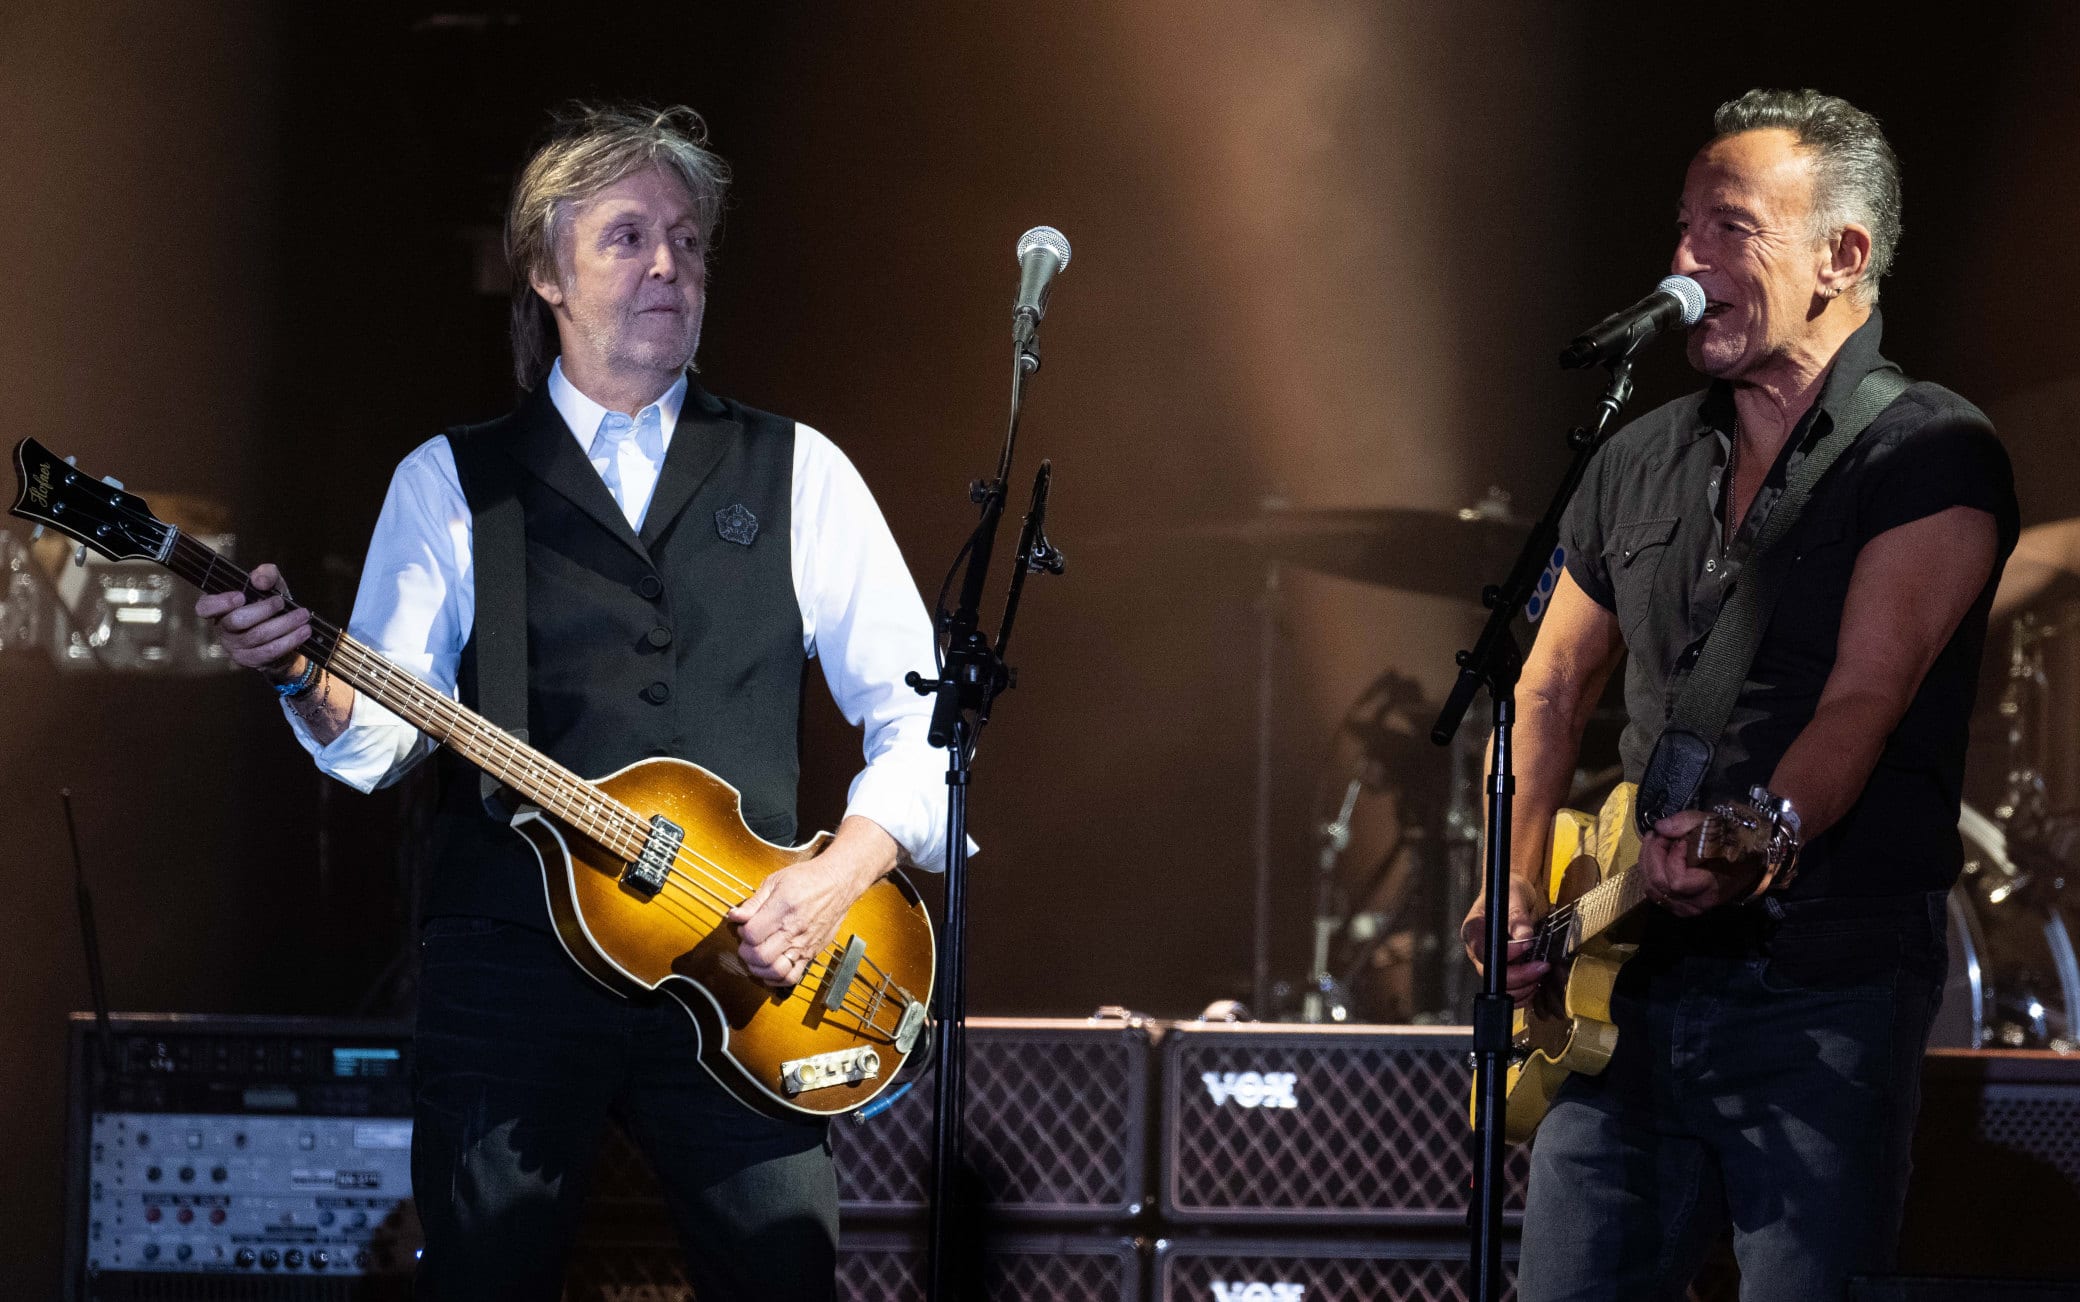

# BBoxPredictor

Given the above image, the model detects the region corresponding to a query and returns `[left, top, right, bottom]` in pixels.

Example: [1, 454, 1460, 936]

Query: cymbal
[1994, 517, 2080, 623]
[1088, 505, 1527, 601]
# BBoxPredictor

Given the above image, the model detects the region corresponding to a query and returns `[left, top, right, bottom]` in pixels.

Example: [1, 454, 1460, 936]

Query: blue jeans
[410, 916, 838, 1302]
[1517, 893, 1948, 1302]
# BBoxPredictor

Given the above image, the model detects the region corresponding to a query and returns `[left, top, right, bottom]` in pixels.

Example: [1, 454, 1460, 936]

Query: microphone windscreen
[1656, 274, 1707, 325]
[1017, 225, 1072, 271]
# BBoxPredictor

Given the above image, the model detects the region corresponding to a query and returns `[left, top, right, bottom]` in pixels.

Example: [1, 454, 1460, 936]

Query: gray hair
[1712, 89, 1901, 305]
[504, 103, 732, 390]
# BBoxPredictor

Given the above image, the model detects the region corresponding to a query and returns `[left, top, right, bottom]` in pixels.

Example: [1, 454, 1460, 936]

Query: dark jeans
[1517, 892, 1948, 1302]
[411, 916, 838, 1302]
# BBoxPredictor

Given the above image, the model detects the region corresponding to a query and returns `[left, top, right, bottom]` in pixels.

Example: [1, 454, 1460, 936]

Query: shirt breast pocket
[1601, 516, 1680, 638]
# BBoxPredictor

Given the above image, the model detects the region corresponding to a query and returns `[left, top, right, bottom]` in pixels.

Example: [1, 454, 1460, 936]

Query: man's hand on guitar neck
[727, 816, 899, 991]
[195, 563, 354, 744]
[1640, 809, 1766, 917]
[1460, 874, 1553, 1008]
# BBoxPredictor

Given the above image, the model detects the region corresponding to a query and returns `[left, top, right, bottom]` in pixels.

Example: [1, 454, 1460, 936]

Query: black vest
[424, 378, 805, 927]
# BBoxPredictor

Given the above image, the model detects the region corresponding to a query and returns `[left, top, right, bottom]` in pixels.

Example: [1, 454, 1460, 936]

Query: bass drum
[1928, 804, 2080, 1051]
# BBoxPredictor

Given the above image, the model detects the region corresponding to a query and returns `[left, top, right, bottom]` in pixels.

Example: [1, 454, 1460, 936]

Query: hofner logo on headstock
[27, 459, 52, 511]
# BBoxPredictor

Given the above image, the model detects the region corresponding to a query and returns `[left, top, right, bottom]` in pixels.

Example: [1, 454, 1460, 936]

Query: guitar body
[511, 755, 937, 1119]
[1474, 782, 1644, 1143]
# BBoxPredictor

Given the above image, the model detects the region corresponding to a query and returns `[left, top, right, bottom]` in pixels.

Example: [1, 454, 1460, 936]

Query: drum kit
[0, 491, 239, 674]
[1241, 500, 2079, 1053]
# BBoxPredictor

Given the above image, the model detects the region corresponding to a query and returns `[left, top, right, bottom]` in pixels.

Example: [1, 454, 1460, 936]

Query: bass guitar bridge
[620, 814, 684, 899]
[782, 1046, 882, 1097]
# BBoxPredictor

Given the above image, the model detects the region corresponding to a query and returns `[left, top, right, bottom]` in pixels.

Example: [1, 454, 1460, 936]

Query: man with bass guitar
[197, 104, 949, 1301]
[1461, 89, 2018, 1299]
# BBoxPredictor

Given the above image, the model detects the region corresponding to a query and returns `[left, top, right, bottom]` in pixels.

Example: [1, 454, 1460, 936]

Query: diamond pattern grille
[1162, 1029, 1529, 1225]
[1978, 1085, 2080, 1186]
[835, 1022, 1151, 1220]
[1157, 1239, 1515, 1302]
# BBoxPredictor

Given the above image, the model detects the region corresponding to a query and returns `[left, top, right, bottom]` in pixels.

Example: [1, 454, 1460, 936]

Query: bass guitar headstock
[9, 438, 172, 564]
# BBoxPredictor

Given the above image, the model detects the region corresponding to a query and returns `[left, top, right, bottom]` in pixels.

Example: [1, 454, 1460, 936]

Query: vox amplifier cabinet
[563, 1229, 1144, 1302]
[1157, 1024, 1529, 1227]
[1896, 1050, 2080, 1281]
[1153, 1234, 1516, 1302]
[830, 1017, 1155, 1221]
[63, 1013, 419, 1301]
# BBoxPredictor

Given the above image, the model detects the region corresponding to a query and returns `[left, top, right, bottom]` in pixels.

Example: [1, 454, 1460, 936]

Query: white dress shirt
[284, 359, 953, 870]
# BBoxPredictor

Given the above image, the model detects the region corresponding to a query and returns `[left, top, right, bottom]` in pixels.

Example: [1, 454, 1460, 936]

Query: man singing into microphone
[196, 104, 947, 1300]
[1462, 90, 2016, 1298]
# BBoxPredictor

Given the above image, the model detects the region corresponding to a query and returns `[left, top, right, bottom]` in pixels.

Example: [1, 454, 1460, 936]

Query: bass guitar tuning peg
[29, 525, 44, 542]
[72, 544, 89, 568]
[99, 474, 124, 490]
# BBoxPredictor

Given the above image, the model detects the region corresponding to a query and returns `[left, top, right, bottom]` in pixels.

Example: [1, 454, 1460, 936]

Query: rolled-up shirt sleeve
[791, 424, 957, 871]
[283, 436, 474, 792]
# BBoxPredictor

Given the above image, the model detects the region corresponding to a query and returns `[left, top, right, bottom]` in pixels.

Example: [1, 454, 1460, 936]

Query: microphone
[1559, 274, 1707, 370]
[1013, 226, 1072, 351]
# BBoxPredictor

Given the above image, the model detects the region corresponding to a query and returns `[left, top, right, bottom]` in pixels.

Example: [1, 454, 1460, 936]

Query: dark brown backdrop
[4, 2, 2075, 1292]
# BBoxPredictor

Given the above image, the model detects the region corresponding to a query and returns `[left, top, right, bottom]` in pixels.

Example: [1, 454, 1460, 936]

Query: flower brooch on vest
[715, 504, 759, 546]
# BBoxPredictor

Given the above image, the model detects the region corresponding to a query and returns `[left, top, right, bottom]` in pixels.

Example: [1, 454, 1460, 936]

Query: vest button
[643, 682, 671, 705]
[647, 626, 673, 649]
[636, 575, 664, 600]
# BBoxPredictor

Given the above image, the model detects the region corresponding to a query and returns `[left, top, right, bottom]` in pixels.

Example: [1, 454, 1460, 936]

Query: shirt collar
[546, 357, 687, 451]
[1694, 307, 1889, 447]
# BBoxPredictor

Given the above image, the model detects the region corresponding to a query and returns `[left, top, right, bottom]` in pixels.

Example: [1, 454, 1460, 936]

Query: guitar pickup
[781, 1047, 881, 1096]
[818, 935, 867, 1013]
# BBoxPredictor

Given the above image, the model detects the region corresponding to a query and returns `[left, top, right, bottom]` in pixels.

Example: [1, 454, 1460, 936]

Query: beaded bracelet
[273, 658, 321, 699]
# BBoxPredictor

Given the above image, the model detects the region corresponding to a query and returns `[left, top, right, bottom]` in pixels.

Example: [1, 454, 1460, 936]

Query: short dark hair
[1712, 89, 1901, 304]
[504, 103, 731, 390]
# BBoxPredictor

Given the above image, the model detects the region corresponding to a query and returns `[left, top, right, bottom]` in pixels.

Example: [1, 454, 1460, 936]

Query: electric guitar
[1475, 781, 1764, 1142]
[10, 437, 935, 1120]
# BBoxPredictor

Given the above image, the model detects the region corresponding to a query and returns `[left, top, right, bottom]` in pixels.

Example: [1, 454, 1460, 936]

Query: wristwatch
[1741, 784, 1803, 897]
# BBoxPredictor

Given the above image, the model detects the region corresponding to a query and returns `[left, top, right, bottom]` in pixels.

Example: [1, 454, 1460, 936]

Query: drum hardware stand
[1251, 558, 1282, 1017]
[1997, 613, 2055, 834]
[1301, 777, 1364, 1023]
[906, 322, 1065, 1302]
[1433, 347, 1642, 1302]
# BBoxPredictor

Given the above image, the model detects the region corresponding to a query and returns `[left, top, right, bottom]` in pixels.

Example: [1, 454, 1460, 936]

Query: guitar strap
[446, 426, 530, 820]
[1634, 365, 1912, 832]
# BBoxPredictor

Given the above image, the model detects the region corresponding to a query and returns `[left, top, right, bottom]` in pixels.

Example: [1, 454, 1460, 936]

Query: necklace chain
[1722, 418, 1741, 556]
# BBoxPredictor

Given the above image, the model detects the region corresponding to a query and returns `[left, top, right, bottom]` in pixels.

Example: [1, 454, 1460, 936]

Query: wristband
[273, 658, 321, 700]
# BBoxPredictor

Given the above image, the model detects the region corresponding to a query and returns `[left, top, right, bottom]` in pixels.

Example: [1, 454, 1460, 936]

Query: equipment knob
[142, 1244, 159, 1262]
[284, 1249, 304, 1269]
[145, 1166, 162, 1182]
[311, 1250, 330, 1271]
[235, 1249, 256, 1268]
[212, 1165, 228, 1182]
[260, 1249, 280, 1269]
[178, 1166, 195, 1182]
[175, 1245, 193, 1262]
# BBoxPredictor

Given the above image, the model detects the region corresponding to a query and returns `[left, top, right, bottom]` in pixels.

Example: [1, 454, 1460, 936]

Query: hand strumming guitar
[727, 815, 898, 990]
[1460, 874, 1554, 1009]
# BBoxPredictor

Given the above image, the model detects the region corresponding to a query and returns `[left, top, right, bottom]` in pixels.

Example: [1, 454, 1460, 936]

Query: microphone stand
[1431, 347, 1641, 1302]
[908, 330, 1064, 1302]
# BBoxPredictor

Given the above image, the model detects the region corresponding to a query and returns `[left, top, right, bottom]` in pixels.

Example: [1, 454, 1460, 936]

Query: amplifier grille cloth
[1166, 1035, 1529, 1220]
[833, 1028, 1147, 1218]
